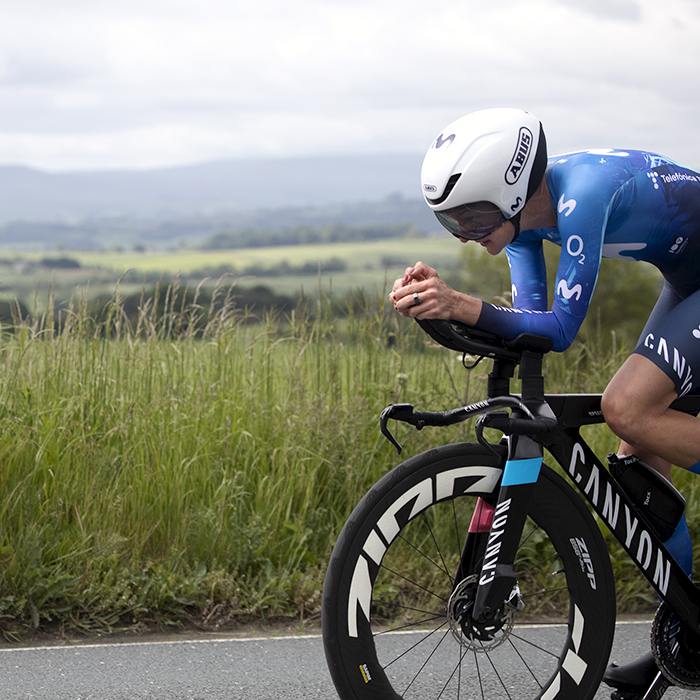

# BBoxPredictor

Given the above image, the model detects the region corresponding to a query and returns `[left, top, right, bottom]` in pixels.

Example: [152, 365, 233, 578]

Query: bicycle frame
[382, 328, 700, 639]
[534, 391, 700, 635]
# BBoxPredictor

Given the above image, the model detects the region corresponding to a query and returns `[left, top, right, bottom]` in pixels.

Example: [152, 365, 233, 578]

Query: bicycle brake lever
[380, 404, 416, 455]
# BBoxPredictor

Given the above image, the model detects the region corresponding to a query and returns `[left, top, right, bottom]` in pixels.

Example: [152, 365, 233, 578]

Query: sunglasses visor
[435, 201, 507, 240]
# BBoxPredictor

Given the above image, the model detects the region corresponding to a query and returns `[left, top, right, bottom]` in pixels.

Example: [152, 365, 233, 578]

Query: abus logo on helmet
[505, 127, 533, 185]
[423, 184, 437, 193]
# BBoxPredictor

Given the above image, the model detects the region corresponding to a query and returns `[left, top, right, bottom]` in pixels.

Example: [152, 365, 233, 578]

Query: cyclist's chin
[477, 221, 516, 255]
[479, 240, 504, 256]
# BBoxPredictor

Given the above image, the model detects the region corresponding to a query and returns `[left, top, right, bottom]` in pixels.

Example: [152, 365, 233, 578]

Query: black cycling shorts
[633, 282, 700, 397]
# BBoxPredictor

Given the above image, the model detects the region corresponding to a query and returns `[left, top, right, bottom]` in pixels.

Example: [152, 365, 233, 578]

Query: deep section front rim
[322, 443, 616, 700]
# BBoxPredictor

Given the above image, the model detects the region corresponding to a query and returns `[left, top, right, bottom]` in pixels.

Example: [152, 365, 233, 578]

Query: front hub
[446, 576, 522, 652]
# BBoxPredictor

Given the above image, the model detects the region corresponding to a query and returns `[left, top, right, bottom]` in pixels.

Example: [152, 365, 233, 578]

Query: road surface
[0, 620, 695, 699]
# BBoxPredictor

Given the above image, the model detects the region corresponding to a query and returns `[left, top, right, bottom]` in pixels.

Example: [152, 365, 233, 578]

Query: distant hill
[0, 153, 425, 224]
[0, 197, 440, 251]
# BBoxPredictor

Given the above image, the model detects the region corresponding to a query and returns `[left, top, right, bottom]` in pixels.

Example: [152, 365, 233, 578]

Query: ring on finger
[413, 292, 421, 306]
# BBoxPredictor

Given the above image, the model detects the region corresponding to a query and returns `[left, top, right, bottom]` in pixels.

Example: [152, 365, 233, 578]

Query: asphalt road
[0, 620, 696, 700]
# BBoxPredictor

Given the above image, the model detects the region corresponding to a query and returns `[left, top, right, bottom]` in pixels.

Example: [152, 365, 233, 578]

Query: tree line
[200, 222, 424, 249]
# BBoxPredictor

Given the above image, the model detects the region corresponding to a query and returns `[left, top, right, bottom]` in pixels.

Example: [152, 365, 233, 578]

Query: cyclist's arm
[476, 291, 587, 351]
[474, 237, 592, 351]
[508, 236, 548, 311]
[473, 171, 610, 351]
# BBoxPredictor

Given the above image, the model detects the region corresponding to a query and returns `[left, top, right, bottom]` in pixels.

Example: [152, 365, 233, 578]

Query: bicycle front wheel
[322, 442, 615, 700]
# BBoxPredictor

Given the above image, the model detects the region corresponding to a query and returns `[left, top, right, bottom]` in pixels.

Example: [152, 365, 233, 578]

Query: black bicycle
[322, 319, 700, 700]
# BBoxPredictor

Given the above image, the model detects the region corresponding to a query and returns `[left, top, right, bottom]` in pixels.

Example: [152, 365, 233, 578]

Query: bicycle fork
[455, 351, 554, 633]
[457, 434, 544, 631]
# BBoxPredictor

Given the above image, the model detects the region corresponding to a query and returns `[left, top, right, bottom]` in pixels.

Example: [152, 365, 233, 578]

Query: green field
[74, 238, 459, 273]
[3, 237, 464, 304]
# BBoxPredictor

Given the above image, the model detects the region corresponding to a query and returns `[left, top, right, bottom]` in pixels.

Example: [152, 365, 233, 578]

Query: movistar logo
[505, 127, 533, 185]
[558, 279, 582, 301]
[434, 133, 456, 149]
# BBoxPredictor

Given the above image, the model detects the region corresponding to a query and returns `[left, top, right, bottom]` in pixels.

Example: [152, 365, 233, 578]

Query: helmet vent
[526, 124, 548, 202]
[425, 173, 461, 206]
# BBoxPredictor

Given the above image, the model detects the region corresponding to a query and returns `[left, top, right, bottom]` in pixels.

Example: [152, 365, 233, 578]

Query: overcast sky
[1, 0, 699, 173]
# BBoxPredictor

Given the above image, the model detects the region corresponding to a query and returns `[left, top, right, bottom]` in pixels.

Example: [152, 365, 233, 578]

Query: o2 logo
[567, 235, 585, 264]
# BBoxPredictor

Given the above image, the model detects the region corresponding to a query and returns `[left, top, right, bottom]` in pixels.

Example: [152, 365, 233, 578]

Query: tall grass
[0, 282, 695, 638]
[0, 282, 478, 637]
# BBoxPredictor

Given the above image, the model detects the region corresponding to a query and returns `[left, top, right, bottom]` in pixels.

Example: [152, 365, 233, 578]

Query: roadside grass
[0, 282, 692, 639]
[0, 284, 477, 637]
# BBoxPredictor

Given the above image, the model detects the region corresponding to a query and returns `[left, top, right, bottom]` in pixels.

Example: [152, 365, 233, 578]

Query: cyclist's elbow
[551, 332, 574, 353]
[552, 339, 571, 353]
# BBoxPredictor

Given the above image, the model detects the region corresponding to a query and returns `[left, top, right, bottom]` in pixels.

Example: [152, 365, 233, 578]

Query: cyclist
[389, 107, 700, 700]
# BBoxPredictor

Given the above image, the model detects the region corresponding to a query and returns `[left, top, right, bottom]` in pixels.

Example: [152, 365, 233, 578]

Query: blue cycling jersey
[475, 149, 700, 352]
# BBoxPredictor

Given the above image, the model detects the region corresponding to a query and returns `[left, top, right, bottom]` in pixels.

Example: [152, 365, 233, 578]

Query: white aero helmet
[421, 108, 547, 240]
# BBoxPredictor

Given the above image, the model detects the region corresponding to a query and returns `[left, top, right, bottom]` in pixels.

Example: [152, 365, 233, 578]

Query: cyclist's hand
[391, 261, 436, 294]
[390, 261, 436, 310]
[390, 262, 482, 325]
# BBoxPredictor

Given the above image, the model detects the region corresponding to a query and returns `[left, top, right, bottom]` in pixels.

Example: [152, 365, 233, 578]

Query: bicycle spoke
[457, 644, 465, 700]
[518, 523, 542, 549]
[507, 635, 545, 688]
[396, 528, 452, 581]
[401, 627, 453, 697]
[422, 512, 454, 586]
[517, 550, 561, 577]
[482, 646, 515, 700]
[382, 621, 451, 671]
[374, 611, 445, 635]
[521, 585, 568, 599]
[474, 648, 486, 700]
[378, 562, 450, 604]
[508, 630, 561, 659]
[436, 645, 468, 700]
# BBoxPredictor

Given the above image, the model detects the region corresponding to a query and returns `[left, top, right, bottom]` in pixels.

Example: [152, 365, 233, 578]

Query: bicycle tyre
[322, 442, 616, 700]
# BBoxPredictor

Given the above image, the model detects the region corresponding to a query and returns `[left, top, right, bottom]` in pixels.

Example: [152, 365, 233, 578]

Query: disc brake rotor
[446, 575, 521, 652]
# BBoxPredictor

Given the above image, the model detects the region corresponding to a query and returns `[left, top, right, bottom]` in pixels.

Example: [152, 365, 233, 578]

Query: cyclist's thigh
[637, 280, 683, 342]
[633, 285, 700, 398]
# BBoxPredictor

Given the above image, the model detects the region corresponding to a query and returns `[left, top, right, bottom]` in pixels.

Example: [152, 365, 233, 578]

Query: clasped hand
[389, 261, 482, 326]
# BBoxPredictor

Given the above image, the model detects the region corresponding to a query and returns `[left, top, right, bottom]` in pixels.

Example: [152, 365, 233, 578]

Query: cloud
[554, 0, 642, 21]
[1, 0, 700, 171]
